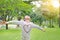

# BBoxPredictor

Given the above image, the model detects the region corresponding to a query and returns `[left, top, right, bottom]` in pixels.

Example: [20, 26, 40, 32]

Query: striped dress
[7, 20, 43, 40]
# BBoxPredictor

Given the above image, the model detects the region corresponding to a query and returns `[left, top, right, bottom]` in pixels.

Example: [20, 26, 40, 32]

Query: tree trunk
[59, 11, 60, 28]
[59, 7, 60, 28]
[50, 20, 52, 28]
[49, 19, 54, 28]
[2, 19, 8, 30]
[5, 20, 8, 30]
[17, 17, 21, 27]
[6, 24, 8, 30]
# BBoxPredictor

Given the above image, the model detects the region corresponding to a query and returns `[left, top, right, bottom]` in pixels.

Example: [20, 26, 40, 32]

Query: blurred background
[0, 0, 59, 29]
[0, 0, 60, 40]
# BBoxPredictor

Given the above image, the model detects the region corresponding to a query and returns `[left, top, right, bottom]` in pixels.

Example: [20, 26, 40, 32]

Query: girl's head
[24, 15, 30, 21]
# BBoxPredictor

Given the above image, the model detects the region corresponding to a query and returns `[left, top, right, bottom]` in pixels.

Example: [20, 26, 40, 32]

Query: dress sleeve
[31, 22, 43, 30]
[6, 20, 23, 25]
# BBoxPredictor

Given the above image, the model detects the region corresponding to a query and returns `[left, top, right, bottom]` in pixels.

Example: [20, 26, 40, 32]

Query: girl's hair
[24, 15, 30, 21]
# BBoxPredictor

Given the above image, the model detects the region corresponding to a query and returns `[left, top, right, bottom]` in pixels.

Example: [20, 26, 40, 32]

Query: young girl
[6, 15, 45, 40]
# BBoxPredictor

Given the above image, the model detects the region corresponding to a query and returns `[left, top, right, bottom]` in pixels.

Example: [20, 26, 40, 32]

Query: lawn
[0, 28, 60, 40]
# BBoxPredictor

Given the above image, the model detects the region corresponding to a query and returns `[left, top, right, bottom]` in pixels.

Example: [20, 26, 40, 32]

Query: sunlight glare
[51, 0, 59, 8]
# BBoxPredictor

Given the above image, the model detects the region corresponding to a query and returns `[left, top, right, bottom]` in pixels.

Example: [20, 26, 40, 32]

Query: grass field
[0, 28, 60, 40]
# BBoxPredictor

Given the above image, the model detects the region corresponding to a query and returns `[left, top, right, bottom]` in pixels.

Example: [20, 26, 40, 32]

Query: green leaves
[0, 0, 33, 21]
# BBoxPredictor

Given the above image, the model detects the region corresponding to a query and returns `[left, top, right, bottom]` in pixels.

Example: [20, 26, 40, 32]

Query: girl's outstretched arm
[6, 20, 23, 25]
[31, 22, 45, 32]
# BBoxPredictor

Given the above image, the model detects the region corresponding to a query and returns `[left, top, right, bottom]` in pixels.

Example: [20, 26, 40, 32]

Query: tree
[0, 0, 33, 29]
[58, 0, 60, 28]
[41, 3, 59, 28]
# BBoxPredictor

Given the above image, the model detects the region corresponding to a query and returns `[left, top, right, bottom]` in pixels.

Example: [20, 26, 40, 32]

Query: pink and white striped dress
[7, 20, 43, 40]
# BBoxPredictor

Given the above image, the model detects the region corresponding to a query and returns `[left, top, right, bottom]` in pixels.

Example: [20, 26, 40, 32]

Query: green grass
[0, 28, 60, 40]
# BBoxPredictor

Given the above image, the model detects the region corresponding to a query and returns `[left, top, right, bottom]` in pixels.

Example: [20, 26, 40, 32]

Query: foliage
[0, 0, 59, 28]
[0, 0, 33, 21]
